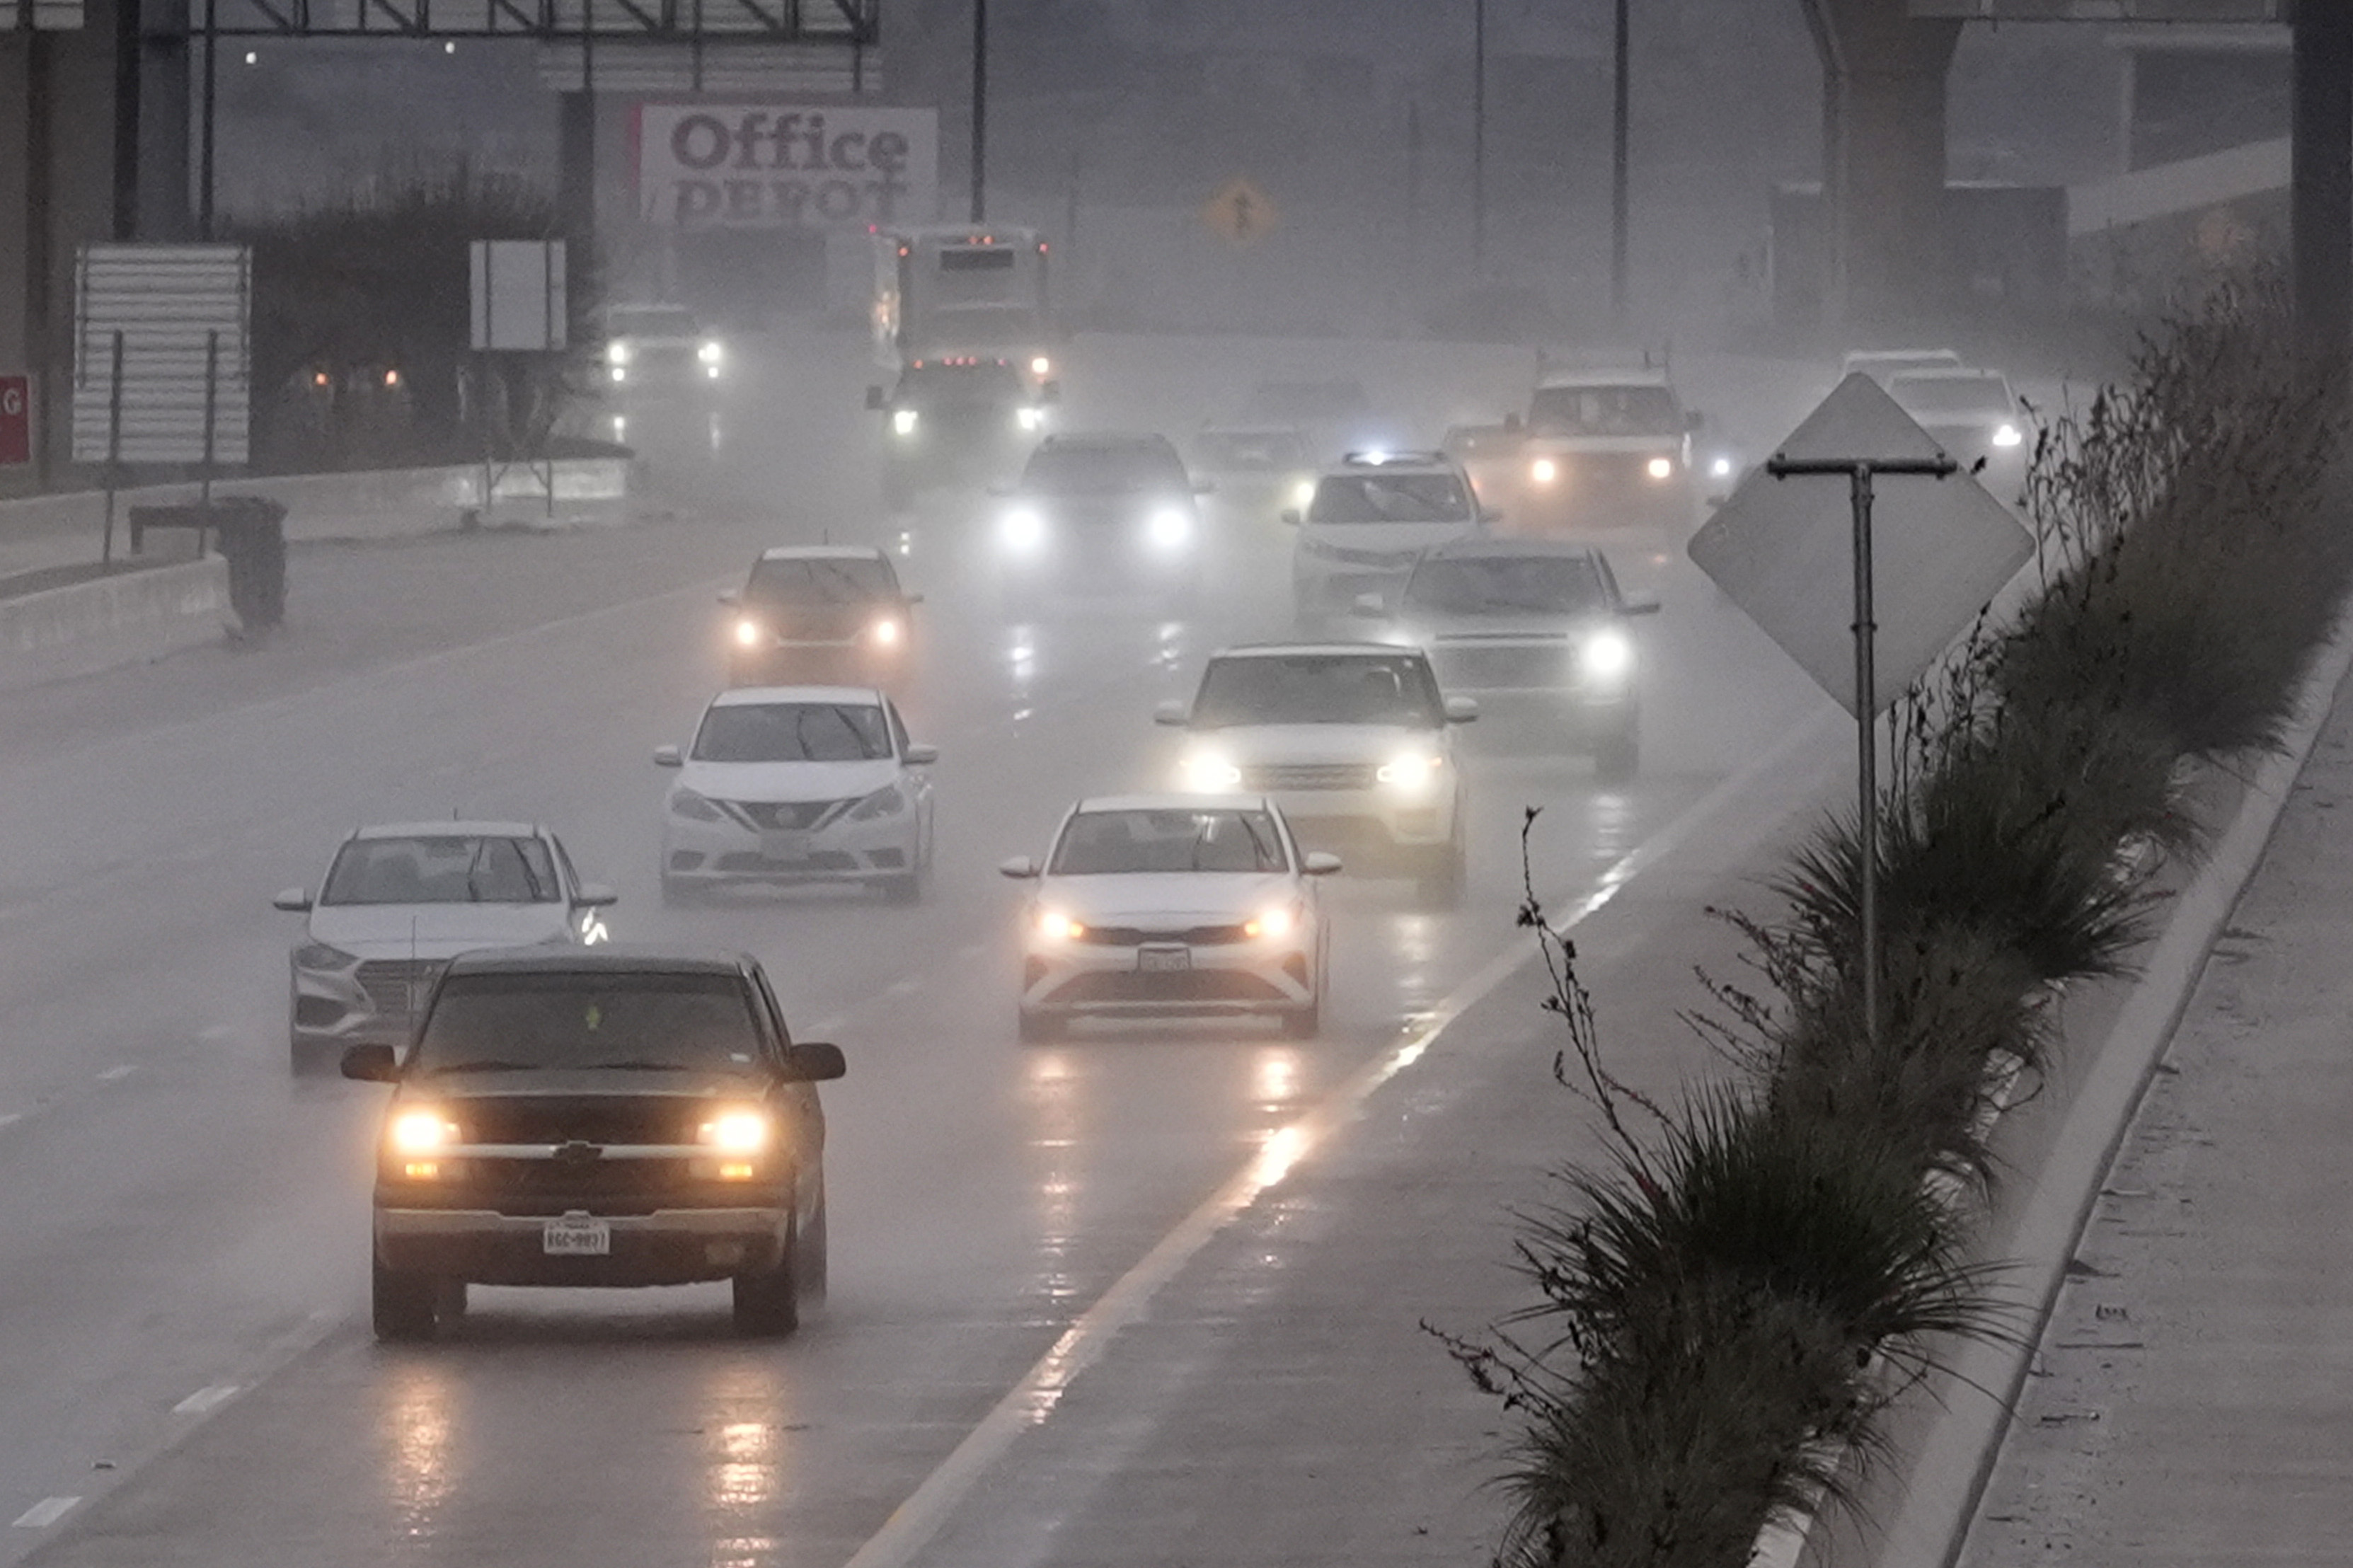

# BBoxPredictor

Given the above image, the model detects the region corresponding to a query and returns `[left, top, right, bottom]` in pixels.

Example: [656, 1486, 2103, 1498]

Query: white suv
[1158, 643, 1475, 902]
[1285, 451, 1487, 627]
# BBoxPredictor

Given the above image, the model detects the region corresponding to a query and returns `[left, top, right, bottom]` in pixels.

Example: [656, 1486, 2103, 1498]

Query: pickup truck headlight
[669, 788, 725, 823]
[698, 1107, 771, 1153]
[1529, 457, 1559, 485]
[1646, 456, 1675, 480]
[293, 942, 357, 971]
[389, 1108, 459, 1155]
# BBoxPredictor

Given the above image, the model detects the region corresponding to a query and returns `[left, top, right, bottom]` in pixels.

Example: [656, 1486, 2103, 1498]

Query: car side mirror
[1444, 695, 1480, 725]
[997, 855, 1042, 880]
[272, 886, 313, 913]
[1279, 509, 1302, 526]
[1153, 699, 1188, 727]
[574, 882, 619, 909]
[654, 744, 684, 768]
[781, 1041, 847, 1083]
[718, 588, 742, 607]
[865, 386, 887, 411]
[1303, 851, 1343, 877]
[1623, 596, 1662, 617]
[904, 743, 940, 766]
[1348, 592, 1386, 618]
[1041, 380, 1063, 404]
[340, 1043, 399, 1083]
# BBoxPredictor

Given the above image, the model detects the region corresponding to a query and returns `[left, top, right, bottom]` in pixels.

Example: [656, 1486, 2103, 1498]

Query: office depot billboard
[635, 103, 938, 231]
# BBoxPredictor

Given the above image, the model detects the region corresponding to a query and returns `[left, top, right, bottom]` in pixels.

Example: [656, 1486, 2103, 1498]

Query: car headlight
[293, 941, 357, 971]
[1993, 422, 2023, 449]
[1030, 354, 1052, 376]
[669, 787, 725, 823]
[1178, 749, 1243, 790]
[1001, 507, 1045, 551]
[1646, 456, 1675, 480]
[1529, 456, 1558, 485]
[733, 617, 764, 648]
[1291, 479, 1316, 509]
[1035, 909, 1086, 942]
[698, 340, 723, 366]
[847, 782, 907, 821]
[1243, 904, 1298, 941]
[1016, 405, 1045, 432]
[892, 408, 919, 437]
[609, 365, 626, 384]
[1709, 455, 1734, 479]
[698, 1107, 771, 1154]
[870, 616, 904, 647]
[1581, 629, 1634, 681]
[606, 342, 631, 367]
[1376, 751, 1445, 792]
[389, 1108, 459, 1155]
[1147, 507, 1192, 550]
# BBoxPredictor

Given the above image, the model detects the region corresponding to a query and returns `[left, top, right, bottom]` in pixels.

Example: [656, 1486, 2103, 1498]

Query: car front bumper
[1020, 936, 1316, 1020]
[662, 809, 919, 887]
[1251, 783, 1459, 848]
[375, 1204, 790, 1287]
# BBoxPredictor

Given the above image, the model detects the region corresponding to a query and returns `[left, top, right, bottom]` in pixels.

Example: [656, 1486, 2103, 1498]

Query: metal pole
[103, 330, 125, 565]
[970, 0, 988, 224]
[200, 327, 218, 514]
[2292, 3, 2353, 354]
[113, 0, 143, 241]
[1611, 0, 1630, 321]
[198, 0, 215, 239]
[1471, 0, 1486, 269]
[1851, 463, 1879, 1044]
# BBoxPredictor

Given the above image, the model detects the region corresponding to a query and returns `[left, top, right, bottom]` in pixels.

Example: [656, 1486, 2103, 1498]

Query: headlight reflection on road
[1024, 1051, 1084, 1307]
[382, 1364, 458, 1540]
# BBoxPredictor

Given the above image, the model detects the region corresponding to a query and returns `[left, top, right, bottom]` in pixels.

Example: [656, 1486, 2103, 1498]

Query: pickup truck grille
[1433, 642, 1574, 689]
[1243, 763, 1379, 792]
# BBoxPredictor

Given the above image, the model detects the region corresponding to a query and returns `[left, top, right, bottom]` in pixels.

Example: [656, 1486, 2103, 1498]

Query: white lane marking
[11, 1497, 78, 1530]
[807, 1015, 848, 1039]
[197, 1025, 235, 1042]
[96, 1064, 137, 1083]
[955, 942, 986, 960]
[0, 1113, 21, 1130]
[885, 977, 923, 998]
[836, 705, 1842, 1568]
[172, 1383, 240, 1416]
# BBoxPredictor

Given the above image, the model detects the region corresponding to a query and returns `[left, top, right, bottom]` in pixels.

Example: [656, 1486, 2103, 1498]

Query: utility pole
[197, 0, 215, 237]
[970, 0, 987, 224]
[1471, 0, 1485, 270]
[1610, 0, 1629, 321]
[2292, 1, 2353, 356]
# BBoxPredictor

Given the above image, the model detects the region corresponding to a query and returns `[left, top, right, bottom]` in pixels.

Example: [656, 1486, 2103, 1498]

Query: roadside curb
[1870, 621, 2353, 1568]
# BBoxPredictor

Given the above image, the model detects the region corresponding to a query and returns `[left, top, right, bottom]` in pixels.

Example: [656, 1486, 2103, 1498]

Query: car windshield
[1527, 385, 1683, 438]
[899, 362, 1023, 405]
[1406, 556, 1610, 618]
[1890, 376, 2015, 417]
[321, 836, 561, 906]
[693, 703, 892, 763]
[410, 972, 766, 1076]
[1308, 473, 1473, 524]
[746, 556, 897, 606]
[1241, 381, 1369, 423]
[1192, 653, 1444, 728]
[1050, 809, 1289, 875]
[609, 306, 698, 338]
[1197, 430, 1306, 471]
[1024, 444, 1187, 495]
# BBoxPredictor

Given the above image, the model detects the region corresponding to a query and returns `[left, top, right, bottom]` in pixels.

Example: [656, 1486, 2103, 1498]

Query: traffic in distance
[275, 284, 2034, 1351]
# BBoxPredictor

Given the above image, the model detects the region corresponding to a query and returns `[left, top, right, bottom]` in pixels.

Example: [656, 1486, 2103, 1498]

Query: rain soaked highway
[0, 331, 1831, 1567]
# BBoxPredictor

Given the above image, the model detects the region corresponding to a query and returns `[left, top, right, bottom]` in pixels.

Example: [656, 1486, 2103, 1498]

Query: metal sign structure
[1202, 177, 1277, 245]
[470, 240, 568, 352]
[158, 0, 875, 40]
[1906, 1, 2280, 16]
[0, 377, 28, 466]
[71, 243, 251, 468]
[4, 0, 85, 27]
[1691, 374, 2033, 1042]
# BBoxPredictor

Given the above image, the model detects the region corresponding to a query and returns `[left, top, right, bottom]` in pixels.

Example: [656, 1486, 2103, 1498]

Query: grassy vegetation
[1446, 279, 2351, 1567]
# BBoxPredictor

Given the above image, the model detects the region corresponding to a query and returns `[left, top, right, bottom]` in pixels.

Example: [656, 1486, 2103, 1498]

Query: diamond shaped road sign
[1687, 372, 2034, 717]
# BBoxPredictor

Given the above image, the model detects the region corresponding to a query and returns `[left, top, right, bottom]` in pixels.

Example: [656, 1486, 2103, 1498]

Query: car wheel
[732, 1228, 801, 1338]
[1594, 720, 1640, 785]
[435, 1278, 470, 1322]
[372, 1257, 439, 1342]
[1017, 1007, 1064, 1044]
[799, 1184, 829, 1304]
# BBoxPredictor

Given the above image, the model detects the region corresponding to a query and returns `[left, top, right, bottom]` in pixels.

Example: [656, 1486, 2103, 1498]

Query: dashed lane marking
[11, 1498, 78, 1530]
[172, 1384, 240, 1416]
[96, 1064, 137, 1083]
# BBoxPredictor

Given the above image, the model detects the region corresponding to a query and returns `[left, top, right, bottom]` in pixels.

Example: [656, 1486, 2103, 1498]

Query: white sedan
[999, 794, 1340, 1042]
[656, 686, 938, 904]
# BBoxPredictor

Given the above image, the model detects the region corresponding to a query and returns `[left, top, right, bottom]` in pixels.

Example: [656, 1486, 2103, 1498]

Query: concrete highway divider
[0, 557, 236, 692]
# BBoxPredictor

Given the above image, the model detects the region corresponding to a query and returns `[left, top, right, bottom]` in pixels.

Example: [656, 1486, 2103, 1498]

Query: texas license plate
[542, 1216, 611, 1256]
[1137, 946, 1192, 974]
[760, 830, 811, 863]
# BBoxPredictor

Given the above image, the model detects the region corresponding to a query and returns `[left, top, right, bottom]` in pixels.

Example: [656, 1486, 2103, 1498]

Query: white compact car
[1000, 794, 1340, 1042]
[1287, 451, 1488, 626]
[656, 686, 938, 904]
[1159, 643, 1475, 902]
[272, 822, 616, 1070]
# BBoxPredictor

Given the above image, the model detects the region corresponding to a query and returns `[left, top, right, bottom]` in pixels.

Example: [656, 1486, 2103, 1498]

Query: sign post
[0, 376, 30, 467]
[469, 240, 569, 520]
[1689, 374, 2032, 1043]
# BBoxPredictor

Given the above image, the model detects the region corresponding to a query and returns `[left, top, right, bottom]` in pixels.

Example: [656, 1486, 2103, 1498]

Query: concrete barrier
[0, 558, 236, 691]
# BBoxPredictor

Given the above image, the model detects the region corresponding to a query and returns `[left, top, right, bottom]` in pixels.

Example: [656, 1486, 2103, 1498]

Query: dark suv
[341, 946, 845, 1342]
[991, 432, 1209, 598]
[720, 544, 921, 692]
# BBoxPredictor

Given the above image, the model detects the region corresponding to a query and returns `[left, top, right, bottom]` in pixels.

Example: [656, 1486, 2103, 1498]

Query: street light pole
[1471, 0, 1486, 270]
[2291, 3, 2353, 354]
[1610, 0, 1629, 321]
[970, 0, 988, 224]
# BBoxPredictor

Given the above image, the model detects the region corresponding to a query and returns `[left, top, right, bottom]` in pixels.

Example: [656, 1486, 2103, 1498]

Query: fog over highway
[0, 330, 1834, 1567]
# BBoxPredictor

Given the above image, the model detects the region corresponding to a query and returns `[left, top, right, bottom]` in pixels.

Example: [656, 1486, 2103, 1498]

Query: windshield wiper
[578, 1059, 701, 1072]
[427, 1059, 541, 1076]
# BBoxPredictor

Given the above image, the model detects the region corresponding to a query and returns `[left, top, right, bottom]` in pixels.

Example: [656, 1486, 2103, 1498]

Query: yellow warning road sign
[1203, 177, 1277, 245]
